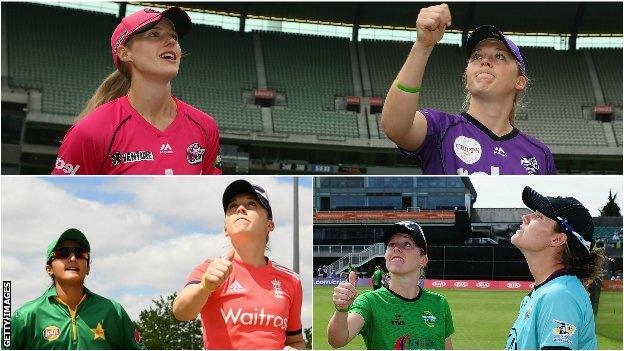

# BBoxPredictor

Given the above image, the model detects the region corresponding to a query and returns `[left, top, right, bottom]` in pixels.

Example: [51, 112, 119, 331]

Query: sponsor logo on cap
[114, 29, 129, 53]
[454, 281, 469, 288]
[506, 282, 521, 289]
[476, 281, 491, 288]
[43, 326, 61, 341]
[453, 136, 482, 164]
[432, 281, 446, 288]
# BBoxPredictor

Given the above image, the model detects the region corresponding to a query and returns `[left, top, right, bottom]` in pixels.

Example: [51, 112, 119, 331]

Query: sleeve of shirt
[51, 123, 106, 175]
[535, 292, 581, 349]
[117, 305, 145, 350]
[349, 292, 372, 336]
[286, 278, 303, 335]
[9, 309, 26, 349]
[185, 259, 211, 286]
[201, 122, 222, 175]
[442, 297, 455, 338]
[545, 148, 557, 175]
[397, 109, 448, 163]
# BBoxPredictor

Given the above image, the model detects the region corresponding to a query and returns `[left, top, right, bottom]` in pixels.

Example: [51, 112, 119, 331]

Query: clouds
[1, 176, 313, 328]
[471, 176, 623, 216]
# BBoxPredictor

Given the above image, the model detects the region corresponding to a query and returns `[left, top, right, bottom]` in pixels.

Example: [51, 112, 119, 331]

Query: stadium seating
[259, 31, 359, 137]
[591, 48, 623, 106]
[594, 226, 623, 240]
[4, 3, 621, 147]
[5, 3, 114, 116]
[514, 47, 607, 146]
[173, 25, 263, 132]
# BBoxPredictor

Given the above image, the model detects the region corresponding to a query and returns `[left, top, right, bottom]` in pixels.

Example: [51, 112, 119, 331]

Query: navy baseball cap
[383, 221, 427, 254]
[522, 186, 593, 255]
[466, 25, 526, 75]
[222, 180, 272, 219]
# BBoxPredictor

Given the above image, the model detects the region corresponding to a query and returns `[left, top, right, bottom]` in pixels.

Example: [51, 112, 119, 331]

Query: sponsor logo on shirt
[520, 156, 540, 175]
[186, 142, 205, 165]
[55, 157, 80, 175]
[453, 136, 482, 164]
[110, 151, 154, 166]
[160, 143, 173, 154]
[421, 311, 437, 327]
[457, 166, 500, 175]
[494, 146, 508, 157]
[551, 319, 576, 343]
[220, 307, 288, 330]
[394, 334, 434, 349]
[43, 325, 61, 341]
[227, 280, 246, 294]
[390, 314, 406, 326]
[272, 279, 284, 299]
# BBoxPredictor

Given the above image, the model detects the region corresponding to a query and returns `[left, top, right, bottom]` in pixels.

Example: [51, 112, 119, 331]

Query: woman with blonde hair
[381, 4, 555, 175]
[52, 7, 221, 175]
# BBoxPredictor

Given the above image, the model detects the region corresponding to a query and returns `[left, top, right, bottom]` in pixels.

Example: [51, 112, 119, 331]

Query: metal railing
[326, 243, 385, 275]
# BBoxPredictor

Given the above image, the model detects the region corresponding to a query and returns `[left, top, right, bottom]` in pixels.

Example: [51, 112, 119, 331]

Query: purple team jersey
[400, 109, 557, 175]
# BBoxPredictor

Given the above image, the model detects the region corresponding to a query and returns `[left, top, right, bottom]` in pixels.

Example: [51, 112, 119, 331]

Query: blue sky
[2, 176, 313, 328]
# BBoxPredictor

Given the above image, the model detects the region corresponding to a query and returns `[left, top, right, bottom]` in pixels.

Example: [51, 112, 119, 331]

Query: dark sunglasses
[51, 247, 90, 261]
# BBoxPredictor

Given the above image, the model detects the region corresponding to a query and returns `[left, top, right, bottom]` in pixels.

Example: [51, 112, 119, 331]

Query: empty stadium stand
[260, 31, 359, 137]
[2, 2, 622, 173]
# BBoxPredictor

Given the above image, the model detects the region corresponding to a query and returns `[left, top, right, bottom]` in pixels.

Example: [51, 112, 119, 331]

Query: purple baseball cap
[466, 25, 526, 75]
[110, 7, 191, 69]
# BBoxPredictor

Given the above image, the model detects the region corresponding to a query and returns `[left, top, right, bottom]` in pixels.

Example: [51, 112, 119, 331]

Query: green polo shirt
[9, 285, 143, 350]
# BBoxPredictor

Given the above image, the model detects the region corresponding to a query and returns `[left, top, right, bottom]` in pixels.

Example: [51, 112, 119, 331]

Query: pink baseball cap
[110, 7, 192, 69]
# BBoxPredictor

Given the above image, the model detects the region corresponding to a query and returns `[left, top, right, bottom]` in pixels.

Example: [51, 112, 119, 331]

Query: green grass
[313, 286, 622, 349]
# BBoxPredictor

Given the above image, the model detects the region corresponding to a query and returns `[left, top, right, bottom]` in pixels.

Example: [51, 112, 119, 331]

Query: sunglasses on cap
[50, 247, 90, 261]
[556, 216, 592, 253]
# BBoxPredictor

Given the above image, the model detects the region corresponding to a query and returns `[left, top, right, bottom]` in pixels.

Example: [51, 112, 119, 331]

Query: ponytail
[561, 243, 607, 289]
[75, 66, 131, 122]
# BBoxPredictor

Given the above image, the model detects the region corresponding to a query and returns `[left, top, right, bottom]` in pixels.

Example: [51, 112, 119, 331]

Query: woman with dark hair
[52, 7, 221, 175]
[505, 186, 606, 350]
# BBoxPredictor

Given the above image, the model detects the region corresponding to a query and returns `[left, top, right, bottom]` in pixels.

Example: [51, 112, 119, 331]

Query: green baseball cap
[46, 228, 91, 263]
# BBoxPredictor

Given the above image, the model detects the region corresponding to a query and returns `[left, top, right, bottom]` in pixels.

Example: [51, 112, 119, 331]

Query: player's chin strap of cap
[556, 216, 591, 254]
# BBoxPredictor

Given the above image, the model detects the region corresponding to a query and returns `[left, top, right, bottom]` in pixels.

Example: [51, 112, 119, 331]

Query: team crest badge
[91, 322, 106, 340]
[551, 319, 576, 343]
[421, 311, 437, 327]
[272, 279, 284, 299]
[186, 142, 206, 165]
[520, 156, 540, 175]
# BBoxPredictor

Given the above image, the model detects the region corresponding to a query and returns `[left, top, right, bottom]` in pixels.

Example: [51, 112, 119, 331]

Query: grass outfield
[313, 286, 622, 349]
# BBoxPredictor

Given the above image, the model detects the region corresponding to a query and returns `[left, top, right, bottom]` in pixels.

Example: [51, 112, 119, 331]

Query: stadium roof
[138, 1, 623, 35]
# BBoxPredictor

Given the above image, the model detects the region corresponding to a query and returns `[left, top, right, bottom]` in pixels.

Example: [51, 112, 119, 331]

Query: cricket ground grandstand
[2, 2, 622, 174]
[312, 176, 623, 282]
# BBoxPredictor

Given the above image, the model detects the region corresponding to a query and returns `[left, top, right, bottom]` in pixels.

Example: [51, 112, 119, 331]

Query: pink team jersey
[186, 257, 303, 349]
[52, 95, 221, 175]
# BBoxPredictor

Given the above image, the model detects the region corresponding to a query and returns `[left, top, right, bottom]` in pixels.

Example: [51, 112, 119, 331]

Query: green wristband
[396, 82, 421, 94]
[335, 305, 351, 313]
